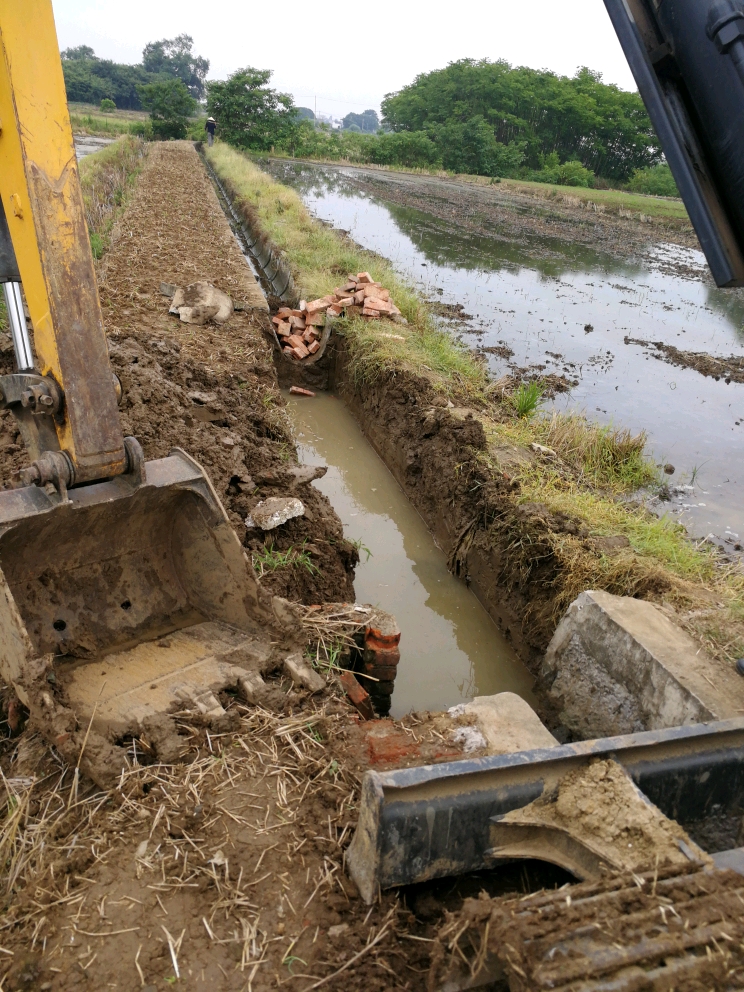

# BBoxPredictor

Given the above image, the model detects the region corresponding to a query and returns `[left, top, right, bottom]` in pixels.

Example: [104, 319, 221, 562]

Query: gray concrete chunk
[284, 653, 325, 693]
[543, 590, 733, 739]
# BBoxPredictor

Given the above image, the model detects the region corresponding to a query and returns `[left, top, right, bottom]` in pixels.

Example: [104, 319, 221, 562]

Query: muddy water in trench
[265, 160, 744, 551]
[287, 391, 535, 718]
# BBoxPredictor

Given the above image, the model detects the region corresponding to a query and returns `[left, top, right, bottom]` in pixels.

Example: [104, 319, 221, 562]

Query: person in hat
[205, 117, 216, 146]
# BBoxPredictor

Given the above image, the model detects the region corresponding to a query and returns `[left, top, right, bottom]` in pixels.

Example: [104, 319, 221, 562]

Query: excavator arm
[0, 0, 126, 486]
[0, 0, 278, 784]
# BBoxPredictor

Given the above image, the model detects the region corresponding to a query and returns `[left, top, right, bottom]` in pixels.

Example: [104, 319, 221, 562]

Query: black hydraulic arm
[602, 0, 744, 286]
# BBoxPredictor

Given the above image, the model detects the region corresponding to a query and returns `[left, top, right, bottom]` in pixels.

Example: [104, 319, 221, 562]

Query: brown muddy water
[287, 390, 536, 717]
[264, 159, 744, 555]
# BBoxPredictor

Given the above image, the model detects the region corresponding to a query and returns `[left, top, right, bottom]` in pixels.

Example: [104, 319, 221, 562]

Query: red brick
[336, 297, 354, 307]
[306, 296, 333, 315]
[282, 346, 294, 356]
[289, 385, 315, 396]
[292, 343, 310, 359]
[286, 333, 305, 349]
[362, 308, 381, 319]
[339, 671, 374, 720]
[275, 320, 291, 335]
[305, 311, 325, 327]
[357, 271, 374, 283]
[363, 720, 421, 766]
[307, 340, 320, 354]
[364, 297, 392, 313]
[327, 304, 342, 317]
[289, 315, 306, 329]
[353, 290, 366, 306]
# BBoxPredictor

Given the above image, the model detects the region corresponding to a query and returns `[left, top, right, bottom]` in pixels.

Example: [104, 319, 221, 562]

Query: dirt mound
[431, 862, 744, 991]
[625, 335, 744, 384]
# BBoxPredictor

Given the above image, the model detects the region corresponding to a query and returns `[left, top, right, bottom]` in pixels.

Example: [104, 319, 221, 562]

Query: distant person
[205, 117, 216, 146]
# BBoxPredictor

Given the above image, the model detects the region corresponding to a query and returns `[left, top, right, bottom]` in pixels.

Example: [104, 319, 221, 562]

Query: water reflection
[264, 158, 744, 543]
[287, 392, 535, 717]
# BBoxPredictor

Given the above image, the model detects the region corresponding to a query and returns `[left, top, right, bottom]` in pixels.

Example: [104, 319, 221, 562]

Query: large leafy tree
[382, 59, 660, 181]
[342, 109, 379, 133]
[206, 68, 297, 150]
[142, 34, 210, 99]
[138, 78, 196, 139]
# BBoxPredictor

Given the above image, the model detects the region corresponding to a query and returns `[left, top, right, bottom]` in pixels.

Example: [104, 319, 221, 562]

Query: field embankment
[205, 140, 744, 684]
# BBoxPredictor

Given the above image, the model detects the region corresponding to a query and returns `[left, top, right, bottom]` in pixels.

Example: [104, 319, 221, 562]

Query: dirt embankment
[342, 169, 700, 269]
[0, 142, 358, 604]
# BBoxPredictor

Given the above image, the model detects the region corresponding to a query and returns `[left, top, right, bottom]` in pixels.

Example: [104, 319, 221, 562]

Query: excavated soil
[430, 862, 744, 991]
[0, 142, 357, 604]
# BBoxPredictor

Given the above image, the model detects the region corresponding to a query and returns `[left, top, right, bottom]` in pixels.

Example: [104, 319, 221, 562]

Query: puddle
[287, 391, 535, 718]
[265, 160, 744, 551]
[73, 135, 115, 160]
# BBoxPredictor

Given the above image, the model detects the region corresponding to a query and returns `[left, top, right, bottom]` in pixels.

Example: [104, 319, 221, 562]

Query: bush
[137, 78, 196, 141]
[529, 153, 594, 187]
[99, 98, 116, 112]
[627, 163, 679, 197]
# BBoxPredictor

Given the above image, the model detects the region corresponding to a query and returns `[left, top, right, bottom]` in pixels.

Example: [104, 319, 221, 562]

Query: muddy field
[302, 165, 700, 276]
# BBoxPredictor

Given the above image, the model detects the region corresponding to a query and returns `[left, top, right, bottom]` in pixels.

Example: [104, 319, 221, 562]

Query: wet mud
[626, 335, 744, 384]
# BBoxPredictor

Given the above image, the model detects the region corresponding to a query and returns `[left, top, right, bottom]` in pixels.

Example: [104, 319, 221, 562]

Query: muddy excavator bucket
[0, 442, 279, 780]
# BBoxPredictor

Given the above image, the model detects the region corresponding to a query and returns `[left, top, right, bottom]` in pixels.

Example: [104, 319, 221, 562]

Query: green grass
[251, 542, 319, 578]
[79, 135, 148, 258]
[511, 381, 544, 418]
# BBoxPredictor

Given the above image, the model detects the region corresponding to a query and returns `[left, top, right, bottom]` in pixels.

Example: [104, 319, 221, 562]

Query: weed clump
[511, 380, 544, 418]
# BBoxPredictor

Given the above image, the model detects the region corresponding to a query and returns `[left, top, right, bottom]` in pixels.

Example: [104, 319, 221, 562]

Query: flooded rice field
[265, 160, 744, 552]
[288, 390, 535, 716]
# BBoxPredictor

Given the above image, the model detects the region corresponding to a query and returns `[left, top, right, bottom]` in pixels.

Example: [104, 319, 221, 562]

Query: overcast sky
[53, 0, 636, 119]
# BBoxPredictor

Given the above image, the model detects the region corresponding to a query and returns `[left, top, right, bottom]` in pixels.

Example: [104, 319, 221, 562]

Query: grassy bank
[204, 140, 742, 665]
[262, 151, 690, 226]
[78, 135, 149, 257]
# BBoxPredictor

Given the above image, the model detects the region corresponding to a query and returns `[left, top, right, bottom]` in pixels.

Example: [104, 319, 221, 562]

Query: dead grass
[79, 135, 148, 257]
[0, 697, 421, 990]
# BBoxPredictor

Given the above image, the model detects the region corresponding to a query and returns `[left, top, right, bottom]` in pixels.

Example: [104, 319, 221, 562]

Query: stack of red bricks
[272, 271, 402, 361]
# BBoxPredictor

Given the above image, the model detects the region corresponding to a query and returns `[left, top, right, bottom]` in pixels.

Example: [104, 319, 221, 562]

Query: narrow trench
[287, 390, 536, 716]
[206, 151, 538, 716]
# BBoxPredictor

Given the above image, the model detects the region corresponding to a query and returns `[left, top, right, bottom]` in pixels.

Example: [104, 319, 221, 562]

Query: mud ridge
[625, 335, 744, 384]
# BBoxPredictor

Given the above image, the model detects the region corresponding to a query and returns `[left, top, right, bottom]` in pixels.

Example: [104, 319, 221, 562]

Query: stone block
[451, 692, 558, 755]
[542, 590, 733, 739]
[284, 653, 325, 693]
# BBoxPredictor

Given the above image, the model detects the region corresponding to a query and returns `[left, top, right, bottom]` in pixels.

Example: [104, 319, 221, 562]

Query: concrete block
[543, 590, 734, 739]
[283, 653, 326, 693]
[452, 692, 558, 755]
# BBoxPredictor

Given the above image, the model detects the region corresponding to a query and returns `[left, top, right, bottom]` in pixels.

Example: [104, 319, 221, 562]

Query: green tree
[142, 34, 210, 99]
[206, 68, 296, 151]
[381, 59, 660, 182]
[343, 109, 379, 133]
[62, 44, 97, 60]
[627, 163, 679, 196]
[99, 98, 116, 112]
[138, 78, 196, 139]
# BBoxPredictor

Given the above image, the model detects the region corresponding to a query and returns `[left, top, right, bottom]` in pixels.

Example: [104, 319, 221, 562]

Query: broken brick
[364, 298, 392, 312]
[340, 671, 375, 720]
[357, 271, 374, 283]
[289, 385, 316, 396]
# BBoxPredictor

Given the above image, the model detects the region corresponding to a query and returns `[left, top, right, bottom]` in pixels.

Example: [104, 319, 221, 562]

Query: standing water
[266, 160, 744, 552]
[288, 391, 535, 717]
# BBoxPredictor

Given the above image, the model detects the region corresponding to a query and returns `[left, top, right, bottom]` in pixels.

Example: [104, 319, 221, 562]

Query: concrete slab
[64, 620, 273, 736]
[455, 692, 558, 754]
[543, 590, 738, 738]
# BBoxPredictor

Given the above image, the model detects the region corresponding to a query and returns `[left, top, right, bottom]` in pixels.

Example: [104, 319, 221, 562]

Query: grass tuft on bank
[204, 140, 743, 665]
[79, 135, 148, 257]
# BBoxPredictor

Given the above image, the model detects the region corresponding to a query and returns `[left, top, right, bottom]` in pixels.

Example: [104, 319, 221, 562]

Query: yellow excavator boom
[0, 0, 281, 785]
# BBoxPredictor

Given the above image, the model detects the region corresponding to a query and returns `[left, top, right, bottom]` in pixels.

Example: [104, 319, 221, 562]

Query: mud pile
[431, 862, 744, 991]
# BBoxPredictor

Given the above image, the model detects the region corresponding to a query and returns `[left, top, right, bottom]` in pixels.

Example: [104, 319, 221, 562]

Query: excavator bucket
[0, 444, 279, 777]
[0, 0, 288, 785]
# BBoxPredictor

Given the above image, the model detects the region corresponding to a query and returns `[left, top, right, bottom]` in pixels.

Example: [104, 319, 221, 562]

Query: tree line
[63, 42, 677, 192]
